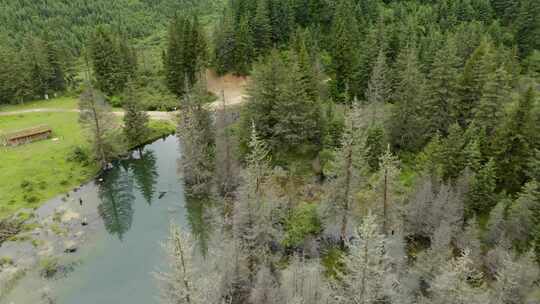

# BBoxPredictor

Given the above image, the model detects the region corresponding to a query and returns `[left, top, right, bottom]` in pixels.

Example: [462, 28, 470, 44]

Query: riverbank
[0, 108, 175, 220]
[0, 135, 186, 304]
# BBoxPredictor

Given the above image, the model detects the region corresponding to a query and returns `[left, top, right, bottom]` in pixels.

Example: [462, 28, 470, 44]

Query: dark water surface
[4, 135, 195, 304]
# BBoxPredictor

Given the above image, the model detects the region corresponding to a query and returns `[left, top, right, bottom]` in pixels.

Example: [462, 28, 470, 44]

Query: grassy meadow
[0, 97, 175, 220]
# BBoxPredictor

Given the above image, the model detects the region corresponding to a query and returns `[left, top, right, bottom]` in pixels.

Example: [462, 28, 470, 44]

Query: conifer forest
[1, 0, 540, 303]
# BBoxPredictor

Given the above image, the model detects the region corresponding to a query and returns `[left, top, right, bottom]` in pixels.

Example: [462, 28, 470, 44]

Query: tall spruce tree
[493, 87, 537, 193]
[388, 46, 427, 152]
[123, 84, 150, 149]
[79, 87, 120, 168]
[515, 0, 540, 58]
[252, 0, 272, 57]
[90, 27, 133, 95]
[330, 0, 361, 102]
[163, 15, 207, 97]
[426, 36, 461, 136]
[457, 39, 495, 126]
[473, 67, 511, 140]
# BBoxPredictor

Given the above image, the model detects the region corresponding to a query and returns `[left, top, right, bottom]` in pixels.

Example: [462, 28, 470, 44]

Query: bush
[67, 146, 90, 165]
[282, 203, 322, 248]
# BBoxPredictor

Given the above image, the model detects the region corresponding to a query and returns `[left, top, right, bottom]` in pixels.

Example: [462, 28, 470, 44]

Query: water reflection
[131, 150, 159, 205]
[98, 163, 135, 241]
[185, 193, 215, 255]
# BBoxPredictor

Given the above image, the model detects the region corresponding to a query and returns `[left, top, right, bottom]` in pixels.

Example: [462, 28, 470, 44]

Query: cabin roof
[3, 125, 52, 141]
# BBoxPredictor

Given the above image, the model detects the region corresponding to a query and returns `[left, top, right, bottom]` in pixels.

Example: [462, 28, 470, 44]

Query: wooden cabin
[1, 125, 52, 147]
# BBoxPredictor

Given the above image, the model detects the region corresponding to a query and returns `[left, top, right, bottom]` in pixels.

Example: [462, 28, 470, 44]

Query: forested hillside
[1, 0, 540, 302]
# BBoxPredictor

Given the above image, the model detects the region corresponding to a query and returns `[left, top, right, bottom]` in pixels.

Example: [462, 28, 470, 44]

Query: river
[2, 135, 205, 304]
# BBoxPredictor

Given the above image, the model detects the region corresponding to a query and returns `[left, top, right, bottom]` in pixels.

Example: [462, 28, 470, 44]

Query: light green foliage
[282, 203, 322, 248]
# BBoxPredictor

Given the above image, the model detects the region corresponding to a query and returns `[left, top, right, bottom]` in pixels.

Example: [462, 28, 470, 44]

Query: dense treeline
[0, 0, 221, 51]
[168, 0, 540, 303]
[0, 0, 220, 105]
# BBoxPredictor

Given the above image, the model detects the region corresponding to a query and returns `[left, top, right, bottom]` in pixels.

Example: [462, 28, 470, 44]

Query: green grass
[0, 112, 97, 219]
[0, 96, 78, 111]
[0, 101, 176, 220]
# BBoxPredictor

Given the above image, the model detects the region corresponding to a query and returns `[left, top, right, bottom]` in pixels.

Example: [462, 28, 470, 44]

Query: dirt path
[206, 69, 249, 110]
[0, 71, 248, 118]
[0, 108, 175, 121]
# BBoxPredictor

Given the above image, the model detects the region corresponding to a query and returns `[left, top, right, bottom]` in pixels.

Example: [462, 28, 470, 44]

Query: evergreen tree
[473, 67, 511, 139]
[177, 83, 215, 196]
[440, 123, 467, 181]
[321, 109, 366, 243]
[364, 126, 385, 171]
[241, 51, 323, 157]
[213, 6, 237, 75]
[515, 0, 540, 58]
[365, 49, 390, 106]
[426, 36, 460, 136]
[252, 0, 272, 57]
[338, 214, 390, 304]
[123, 84, 150, 149]
[388, 46, 427, 152]
[79, 87, 120, 168]
[90, 27, 132, 95]
[457, 40, 495, 126]
[493, 87, 536, 193]
[163, 15, 207, 97]
[466, 159, 497, 217]
[507, 181, 540, 252]
[164, 15, 187, 97]
[233, 16, 254, 75]
[329, 0, 360, 102]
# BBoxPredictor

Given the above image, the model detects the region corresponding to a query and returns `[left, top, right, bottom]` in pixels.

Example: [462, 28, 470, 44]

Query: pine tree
[365, 49, 390, 106]
[375, 146, 401, 235]
[213, 6, 237, 75]
[90, 27, 128, 95]
[493, 87, 536, 193]
[507, 181, 540, 252]
[457, 39, 495, 126]
[364, 126, 385, 171]
[252, 0, 272, 57]
[241, 51, 323, 157]
[321, 109, 366, 243]
[426, 250, 490, 303]
[156, 224, 222, 304]
[233, 126, 279, 282]
[177, 83, 215, 196]
[426, 36, 460, 136]
[233, 16, 254, 75]
[338, 214, 389, 304]
[466, 158, 497, 217]
[123, 83, 149, 149]
[491, 250, 540, 304]
[330, 0, 360, 102]
[280, 256, 334, 304]
[389, 46, 427, 152]
[515, 0, 540, 58]
[440, 123, 467, 181]
[473, 67, 511, 139]
[79, 87, 120, 168]
[163, 15, 207, 97]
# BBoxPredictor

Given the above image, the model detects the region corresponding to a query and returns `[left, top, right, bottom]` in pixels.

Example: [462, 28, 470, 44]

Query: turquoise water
[3, 135, 203, 304]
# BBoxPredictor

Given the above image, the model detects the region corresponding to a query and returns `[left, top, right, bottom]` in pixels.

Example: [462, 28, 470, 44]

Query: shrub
[282, 203, 322, 248]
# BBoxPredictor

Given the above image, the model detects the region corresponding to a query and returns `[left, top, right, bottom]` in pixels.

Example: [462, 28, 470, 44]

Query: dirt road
[0, 71, 249, 119]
